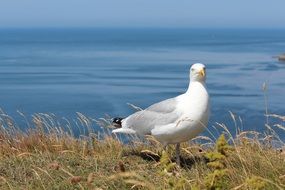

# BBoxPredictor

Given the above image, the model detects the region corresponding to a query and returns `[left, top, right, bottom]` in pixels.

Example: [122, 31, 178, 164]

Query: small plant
[246, 176, 266, 190]
[204, 134, 232, 190]
[159, 150, 191, 189]
[159, 150, 177, 175]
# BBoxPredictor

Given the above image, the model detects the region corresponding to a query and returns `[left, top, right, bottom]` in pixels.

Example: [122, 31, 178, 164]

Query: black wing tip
[112, 117, 123, 128]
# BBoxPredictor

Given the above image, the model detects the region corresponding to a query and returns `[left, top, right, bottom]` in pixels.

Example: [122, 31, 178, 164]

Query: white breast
[151, 81, 210, 145]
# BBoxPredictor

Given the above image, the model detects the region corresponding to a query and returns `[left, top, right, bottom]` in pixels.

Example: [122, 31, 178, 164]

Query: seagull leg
[175, 143, 181, 166]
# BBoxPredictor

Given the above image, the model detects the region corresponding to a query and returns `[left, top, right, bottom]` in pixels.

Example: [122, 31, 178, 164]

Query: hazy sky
[0, 0, 285, 28]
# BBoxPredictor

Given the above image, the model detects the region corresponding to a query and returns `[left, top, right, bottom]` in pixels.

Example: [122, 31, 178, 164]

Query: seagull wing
[146, 98, 178, 113]
[120, 97, 180, 135]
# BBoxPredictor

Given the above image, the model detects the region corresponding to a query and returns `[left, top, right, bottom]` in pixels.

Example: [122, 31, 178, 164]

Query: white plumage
[113, 63, 210, 165]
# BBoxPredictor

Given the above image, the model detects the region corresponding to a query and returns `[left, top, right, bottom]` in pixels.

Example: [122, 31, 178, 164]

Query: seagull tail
[112, 117, 124, 128]
[112, 117, 136, 134]
[112, 128, 136, 134]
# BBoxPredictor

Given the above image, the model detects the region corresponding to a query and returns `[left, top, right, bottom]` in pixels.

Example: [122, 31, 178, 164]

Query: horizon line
[0, 26, 285, 30]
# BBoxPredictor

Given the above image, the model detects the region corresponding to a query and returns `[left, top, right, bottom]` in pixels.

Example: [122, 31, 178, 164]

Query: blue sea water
[0, 28, 284, 137]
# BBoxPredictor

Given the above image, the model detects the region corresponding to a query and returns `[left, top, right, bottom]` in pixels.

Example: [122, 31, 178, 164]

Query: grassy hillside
[0, 112, 285, 189]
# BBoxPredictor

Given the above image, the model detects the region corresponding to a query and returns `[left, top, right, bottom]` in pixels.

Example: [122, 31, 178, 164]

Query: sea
[0, 28, 284, 138]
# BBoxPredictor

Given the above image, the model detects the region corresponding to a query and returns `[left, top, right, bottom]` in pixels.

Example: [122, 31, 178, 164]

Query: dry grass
[0, 110, 285, 190]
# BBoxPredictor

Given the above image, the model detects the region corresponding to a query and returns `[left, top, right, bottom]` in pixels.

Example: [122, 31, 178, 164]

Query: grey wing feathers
[146, 98, 178, 113]
[122, 97, 179, 135]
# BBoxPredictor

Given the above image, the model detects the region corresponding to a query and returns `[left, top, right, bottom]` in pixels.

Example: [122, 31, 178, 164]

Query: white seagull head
[190, 63, 206, 82]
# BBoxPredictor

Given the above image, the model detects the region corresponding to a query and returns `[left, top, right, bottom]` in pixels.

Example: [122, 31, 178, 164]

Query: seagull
[112, 63, 210, 165]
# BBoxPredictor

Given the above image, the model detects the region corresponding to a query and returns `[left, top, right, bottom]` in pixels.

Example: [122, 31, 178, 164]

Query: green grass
[0, 111, 285, 189]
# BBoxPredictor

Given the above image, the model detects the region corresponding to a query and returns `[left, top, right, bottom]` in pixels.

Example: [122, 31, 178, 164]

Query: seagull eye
[191, 68, 194, 71]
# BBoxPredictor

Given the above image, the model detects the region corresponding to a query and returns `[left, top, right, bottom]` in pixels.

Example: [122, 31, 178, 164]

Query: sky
[0, 0, 285, 28]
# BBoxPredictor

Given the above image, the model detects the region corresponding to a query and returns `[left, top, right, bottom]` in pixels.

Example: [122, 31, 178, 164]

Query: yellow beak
[199, 68, 205, 77]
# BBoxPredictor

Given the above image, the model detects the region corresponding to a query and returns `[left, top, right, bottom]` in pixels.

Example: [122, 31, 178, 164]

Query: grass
[0, 110, 285, 190]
